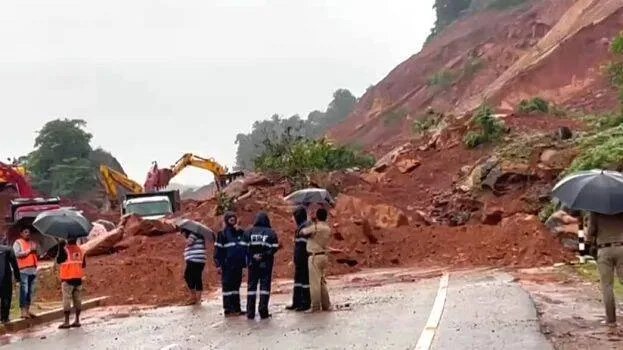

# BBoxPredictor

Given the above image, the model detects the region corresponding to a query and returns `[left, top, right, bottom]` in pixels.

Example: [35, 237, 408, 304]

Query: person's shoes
[20, 309, 29, 319]
[1, 319, 9, 324]
[247, 314, 255, 320]
[70, 322, 81, 328]
[224, 311, 235, 317]
[58, 323, 71, 329]
[285, 305, 297, 310]
[260, 313, 272, 319]
[295, 306, 310, 312]
[235, 310, 246, 316]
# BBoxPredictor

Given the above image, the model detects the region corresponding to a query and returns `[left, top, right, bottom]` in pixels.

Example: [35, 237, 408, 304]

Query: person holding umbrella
[182, 228, 207, 305]
[300, 207, 332, 313]
[585, 211, 623, 326]
[285, 206, 311, 312]
[56, 238, 86, 329]
[214, 212, 247, 316]
[175, 218, 214, 305]
[552, 169, 623, 327]
[32, 208, 93, 323]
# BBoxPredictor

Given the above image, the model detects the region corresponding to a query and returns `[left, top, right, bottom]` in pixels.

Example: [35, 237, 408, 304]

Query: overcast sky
[0, 0, 435, 186]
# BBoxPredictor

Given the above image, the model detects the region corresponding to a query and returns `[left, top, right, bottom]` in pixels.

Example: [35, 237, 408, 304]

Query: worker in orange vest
[12, 228, 38, 319]
[57, 238, 86, 329]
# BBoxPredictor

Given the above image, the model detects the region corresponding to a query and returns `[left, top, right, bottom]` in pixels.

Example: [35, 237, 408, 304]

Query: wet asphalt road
[2, 268, 552, 350]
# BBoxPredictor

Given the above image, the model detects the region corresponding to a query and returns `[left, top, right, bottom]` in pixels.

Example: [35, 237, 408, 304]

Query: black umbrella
[283, 188, 335, 207]
[32, 208, 93, 239]
[175, 218, 215, 242]
[551, 169, 623, 215]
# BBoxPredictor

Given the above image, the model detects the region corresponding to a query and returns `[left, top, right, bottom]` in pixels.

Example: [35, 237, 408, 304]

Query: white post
[578, 227, 586, 264]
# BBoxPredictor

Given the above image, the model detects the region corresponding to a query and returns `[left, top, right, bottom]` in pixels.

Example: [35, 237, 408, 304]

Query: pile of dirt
[32, 170, 572, 307]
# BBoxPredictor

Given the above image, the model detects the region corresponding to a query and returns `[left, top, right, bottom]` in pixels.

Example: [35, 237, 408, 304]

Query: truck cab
[121, 190, 180, 219]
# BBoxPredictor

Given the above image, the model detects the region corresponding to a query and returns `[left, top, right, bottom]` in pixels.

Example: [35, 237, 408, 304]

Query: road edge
[0, 296, 109, 335]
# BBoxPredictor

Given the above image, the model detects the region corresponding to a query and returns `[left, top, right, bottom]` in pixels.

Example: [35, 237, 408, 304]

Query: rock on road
[2, 268, 552, 350]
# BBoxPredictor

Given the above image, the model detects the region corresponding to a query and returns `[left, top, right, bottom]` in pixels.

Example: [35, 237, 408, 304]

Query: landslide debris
[35, 165, 572, 306]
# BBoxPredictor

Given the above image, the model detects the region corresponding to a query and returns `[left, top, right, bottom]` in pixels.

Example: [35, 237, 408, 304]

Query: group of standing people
[287, 206, 331, 312]
[0, 227, 85, 329]
[180, 205, 332, 320]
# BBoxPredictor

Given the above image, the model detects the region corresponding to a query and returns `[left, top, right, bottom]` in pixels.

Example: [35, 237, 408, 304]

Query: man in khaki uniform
[300, 207, 331, 312]
[586, 211, 623, 326]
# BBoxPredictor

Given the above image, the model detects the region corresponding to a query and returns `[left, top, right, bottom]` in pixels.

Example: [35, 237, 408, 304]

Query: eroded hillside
[328, 0, 623, 152]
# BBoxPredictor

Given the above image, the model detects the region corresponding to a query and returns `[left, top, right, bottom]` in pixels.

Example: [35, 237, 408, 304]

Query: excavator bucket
[145, 167, 175, 192]
[227, 171, 245, 181]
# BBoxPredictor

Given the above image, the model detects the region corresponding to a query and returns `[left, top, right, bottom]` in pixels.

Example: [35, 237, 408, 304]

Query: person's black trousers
[0, 277, 13, 322]
[222, 266, 243, 313]
[291, 256, 311, 309]
[247, 263, 273, 318]
[184, 261, 205, 291]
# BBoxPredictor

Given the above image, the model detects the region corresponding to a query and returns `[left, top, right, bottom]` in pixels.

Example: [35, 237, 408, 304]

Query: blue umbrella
[33, 209, 93, 239]
[551, 169, 623, 215]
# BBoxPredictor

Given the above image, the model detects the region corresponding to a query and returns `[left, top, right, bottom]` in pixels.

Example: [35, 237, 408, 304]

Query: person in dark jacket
[245, 212, 279, 320]
[286, 206, 312, 311]
[0, 244, 20, 323]
[214, 212, 247, 316]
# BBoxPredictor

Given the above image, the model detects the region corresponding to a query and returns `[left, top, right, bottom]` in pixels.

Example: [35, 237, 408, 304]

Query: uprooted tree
[234, 89, 358, 171]
[254, 127, 375, 189]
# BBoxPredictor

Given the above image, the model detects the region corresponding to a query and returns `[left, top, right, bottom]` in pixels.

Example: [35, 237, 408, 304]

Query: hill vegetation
[234, 89, 359, 171]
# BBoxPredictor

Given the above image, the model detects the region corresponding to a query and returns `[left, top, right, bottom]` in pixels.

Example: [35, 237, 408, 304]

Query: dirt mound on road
[35, 166, 571, 307]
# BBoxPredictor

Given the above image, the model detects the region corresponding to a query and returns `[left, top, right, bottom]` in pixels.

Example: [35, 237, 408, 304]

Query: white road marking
[414, 273, 450, 350]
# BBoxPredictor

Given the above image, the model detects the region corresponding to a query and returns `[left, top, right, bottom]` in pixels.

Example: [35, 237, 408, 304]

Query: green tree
[426, 0, 472, 44]
[255, 136, 375, 189]
[235, 114, 311, 171]
[27, 118, 97, 197]
[234, 88, 358, 170]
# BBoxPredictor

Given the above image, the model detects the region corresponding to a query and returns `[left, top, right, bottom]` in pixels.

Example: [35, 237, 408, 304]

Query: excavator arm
[99, 165, 144, 204]
[144, 153, 244, 192]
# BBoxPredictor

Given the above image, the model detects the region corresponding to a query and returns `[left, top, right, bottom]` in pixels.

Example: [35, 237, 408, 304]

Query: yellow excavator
[99, 165, 144, 205]
[144, 153, 244, 192]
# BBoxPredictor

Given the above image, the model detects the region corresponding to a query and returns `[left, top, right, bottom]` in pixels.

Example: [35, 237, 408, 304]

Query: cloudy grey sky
[0, 0, 435, 186]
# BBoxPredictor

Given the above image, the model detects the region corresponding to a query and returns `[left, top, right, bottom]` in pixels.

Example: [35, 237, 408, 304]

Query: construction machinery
[143, 153, 244, 192]
[0, 161, 63, 254]
[99, 165, 144, 206]
[99, 165, 180, 219]
[0, 158, 29, 195]
[122, 190, 180, 220]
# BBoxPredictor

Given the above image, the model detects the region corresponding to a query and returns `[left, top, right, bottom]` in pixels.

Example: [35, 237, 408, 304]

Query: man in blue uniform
[286, 206, 311, 311]
[245, 212, 279, 320]
[214, 212, 247, 316]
